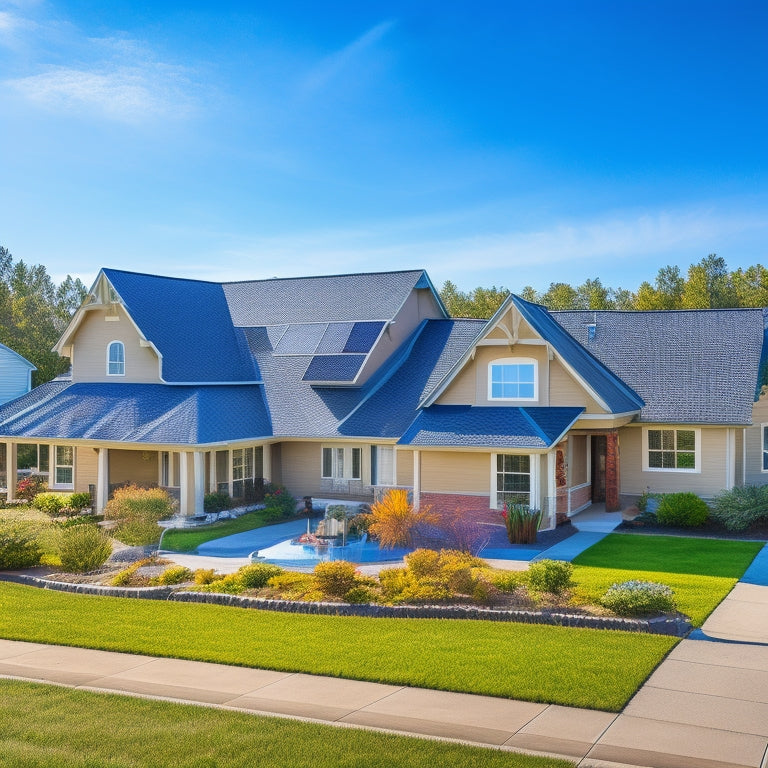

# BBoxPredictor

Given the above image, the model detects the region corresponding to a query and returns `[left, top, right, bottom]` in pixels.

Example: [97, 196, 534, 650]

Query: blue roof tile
[302, 355, 366, 382]
[398, 405, 584, 448]
[0, 383, 271, 444]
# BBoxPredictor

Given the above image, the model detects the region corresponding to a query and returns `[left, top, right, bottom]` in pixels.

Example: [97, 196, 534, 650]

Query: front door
[591, 435, 606, 503]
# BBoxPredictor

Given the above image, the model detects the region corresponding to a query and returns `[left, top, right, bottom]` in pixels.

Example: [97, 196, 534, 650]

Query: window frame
[321, 445, 363, 481]
[487, 357, 538, 401]
[106, 340, 125, 376]
[642, 427, 701, 473]
[490, 453, 538, 510]
[52, 444, 75, 490]
[762, 424, 768, 472]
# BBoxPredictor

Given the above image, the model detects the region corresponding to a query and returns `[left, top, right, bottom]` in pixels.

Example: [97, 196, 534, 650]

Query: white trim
[577, 410, 640, 421]
[96, 448, 109, 514]
[320, 444, 363, 481]
[642, 427, 701, 474]
[726, 428, 736, 491]
[761, 424, 768, 474]
[51, 444, 75, 490]
[413, 450, 421, 509]
[487, 357, 538, 402]
[743, 428, 748, 486]
[106, 340, 126, 376]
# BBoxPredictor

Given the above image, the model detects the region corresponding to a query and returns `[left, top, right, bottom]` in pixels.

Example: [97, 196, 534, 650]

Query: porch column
[208, 450, 216, 493]
[193, 451, 205, 514]
[179, 452, 190, 516]
[726, 428, 736, 491]
[605, 430, 620, 512]
[413, 450, 421, 509]
[262, 443, 271, 483]
[546, 450, 557, 528]
[5, 442, 16, 501]
[96, 448, 109, 514]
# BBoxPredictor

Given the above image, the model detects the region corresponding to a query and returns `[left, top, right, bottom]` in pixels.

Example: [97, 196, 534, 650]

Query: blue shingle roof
[0, 383, 271, 444]
[398, 405, 584, 449]
[512, 296, 644, 414]
[103, 270, 259, 384]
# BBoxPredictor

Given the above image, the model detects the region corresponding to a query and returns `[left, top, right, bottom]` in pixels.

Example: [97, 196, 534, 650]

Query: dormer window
[107, 341, 125, 376]
[488, 358, 537, 400]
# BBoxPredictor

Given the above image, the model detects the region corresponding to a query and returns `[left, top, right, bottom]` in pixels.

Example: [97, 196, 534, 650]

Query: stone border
[0, 572, 692, 636]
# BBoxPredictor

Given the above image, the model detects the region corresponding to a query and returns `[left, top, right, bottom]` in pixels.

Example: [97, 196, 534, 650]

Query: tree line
[0, 246, 87, 385]
[440, 255, 768, 318]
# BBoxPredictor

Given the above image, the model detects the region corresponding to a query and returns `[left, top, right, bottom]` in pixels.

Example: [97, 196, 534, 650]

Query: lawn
[0, 581, 675, 711]
[0, 680, 572, 768]
[160, 508, 277, 551]
[571, 533, 764, 626]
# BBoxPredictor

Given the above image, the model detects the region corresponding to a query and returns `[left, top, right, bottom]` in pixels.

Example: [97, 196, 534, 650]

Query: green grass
[160, 509, 276, 551]
[0, 582, 675, 711]
[570, 533, 764, 626]
[572, 533, 764, 577]
[0, 680, 572, 768]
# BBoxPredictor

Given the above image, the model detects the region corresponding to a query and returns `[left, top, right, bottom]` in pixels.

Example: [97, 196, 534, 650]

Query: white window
[643, 428, 700, 472]
[762, 425, 768, 472]
[53, 445, 74, 488]
[488, 358, 537, 400]
[321, 446, 362, 480]
[495, 454, 531, 507]
[107, 341, 125, 376]
[371, 446, 395, 485]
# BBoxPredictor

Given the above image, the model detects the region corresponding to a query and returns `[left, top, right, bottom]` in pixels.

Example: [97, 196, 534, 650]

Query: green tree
[681, 254, 734, 308]
[732, 264, 768, 307]
[542, 282, 580, 310]
[576, 278, 614, 309]
[0, 247, 87, 385]
[438, 281, 509, 319]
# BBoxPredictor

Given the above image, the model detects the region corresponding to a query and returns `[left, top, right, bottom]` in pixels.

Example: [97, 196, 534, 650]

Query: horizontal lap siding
[620, 426, 729, 497]
[279, 442, 323, 498]
[74, 447, 98, 494]
[421, 451, 489, 494]
[109, 449, 158, 487]
[744, 395, 768, 486]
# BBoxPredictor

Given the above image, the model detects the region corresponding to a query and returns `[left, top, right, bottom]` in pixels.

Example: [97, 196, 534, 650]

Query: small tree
[368, 489, 438, 548]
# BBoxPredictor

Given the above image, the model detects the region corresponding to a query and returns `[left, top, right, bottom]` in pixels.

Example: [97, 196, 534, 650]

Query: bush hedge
[0, 519, 43, 569]
[527, 559, 573, 595]
[656, 492, 709, 528]
[711, 485, 768, 531]
[104, 486, 173, 545]
[600, 580, 676, 616]
[58, 524, 112, 573]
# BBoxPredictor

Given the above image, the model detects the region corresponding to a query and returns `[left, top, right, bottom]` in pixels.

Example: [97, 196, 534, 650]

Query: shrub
[109, 558, 154, 587]
[204, 492, 231, 514]
[58, 524, 112, 573]
[600, 581, 676, 616]
[502, 504, 542, 544]
[314, 560, 359, 597]
[16, 475, 47, 502]
[369, 489, 438, 548]
[487, 569, 525, 593]
[656, 492, 709, 528]
[263, 483, 297, 520]
[69, 492, 93, 511]
[527, 559, 573, 595]
[104, 486, 173, 545]
[347, 513, 372, 537]
[154, 565, 193, 585]
[711, 485, 768, 531]
[266, 571, 318, 600]
[32, 492, 68, 515]
[344, 585, 380, 604]
[404, 548, 441, 578]
[0, 519, 43, 569]
[193, 568, 217, 585]
[237, 562, 284, 589]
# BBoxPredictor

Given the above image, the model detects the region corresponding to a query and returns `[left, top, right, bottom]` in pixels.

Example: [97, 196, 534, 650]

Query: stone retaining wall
[0, 572, 691, 636]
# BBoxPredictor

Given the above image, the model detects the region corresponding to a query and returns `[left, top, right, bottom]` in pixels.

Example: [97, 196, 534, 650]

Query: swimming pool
[252, 535, 412, 568]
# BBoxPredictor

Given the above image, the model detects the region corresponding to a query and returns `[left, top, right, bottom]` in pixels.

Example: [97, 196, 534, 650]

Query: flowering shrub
[263, 483, 297, 520]
[600, 580, 676, 616]
[502, 503, 542, 544]
[16, 475, 47, 503]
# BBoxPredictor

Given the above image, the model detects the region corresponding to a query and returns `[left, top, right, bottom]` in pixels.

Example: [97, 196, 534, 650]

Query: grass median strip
[0, 680, 573, 768]
[0, 582, 675, 711]
[160, 509, 275, 551]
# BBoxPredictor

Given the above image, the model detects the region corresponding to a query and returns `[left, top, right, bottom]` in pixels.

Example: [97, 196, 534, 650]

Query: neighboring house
[0, 267, 764, 530]
[0, 343, 35, 406]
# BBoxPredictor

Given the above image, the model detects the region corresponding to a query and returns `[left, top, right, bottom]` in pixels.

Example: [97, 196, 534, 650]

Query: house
[0, 343, 35, 406]
[0, 267, 764, 530]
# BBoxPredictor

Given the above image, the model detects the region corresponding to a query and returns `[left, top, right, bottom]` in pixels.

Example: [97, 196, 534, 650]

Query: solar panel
[315, 322, 354, 353]
[274, 324, 327, 354]
[343, 321, 385, 353]
[302, 355, 366, 382]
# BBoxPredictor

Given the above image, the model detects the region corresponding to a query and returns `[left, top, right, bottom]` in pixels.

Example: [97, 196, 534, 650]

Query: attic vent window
[587, 324, 596, 341]
[107, 341, 125, 376]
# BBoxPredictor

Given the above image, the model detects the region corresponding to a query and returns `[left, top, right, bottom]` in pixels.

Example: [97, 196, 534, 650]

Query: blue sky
[1, 0, 766, 293]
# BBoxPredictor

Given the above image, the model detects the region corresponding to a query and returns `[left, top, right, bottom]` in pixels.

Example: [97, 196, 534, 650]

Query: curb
[0, 572, 692, 635]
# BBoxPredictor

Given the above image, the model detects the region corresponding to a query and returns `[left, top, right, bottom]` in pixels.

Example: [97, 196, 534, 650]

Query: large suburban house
[0, 267, 764, 530]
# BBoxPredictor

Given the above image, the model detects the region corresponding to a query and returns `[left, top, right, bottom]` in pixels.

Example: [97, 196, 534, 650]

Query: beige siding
[570, 435, 588, 485]
[109, 449, 158, 487]
[74, 446, 98, 493]
[548, 359, 603, 413]
[279, 442, 324, 498]
[396, 449, 414, 486]
[735, 427, 744, 486]
[620, 425, 730, 497]
[436, 361, 476, 404]
[417, 287, 444, 318]
[71, 305, 160, 383]
[421, 451, 489, 494]
[744, 394, 768, 486]
[270, 444, 282, 485]
[357, 288, 443, 385]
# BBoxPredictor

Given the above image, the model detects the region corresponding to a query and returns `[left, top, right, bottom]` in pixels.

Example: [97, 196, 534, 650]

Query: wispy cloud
[300, 20, 395, 94]
[0, 5, 198, 122]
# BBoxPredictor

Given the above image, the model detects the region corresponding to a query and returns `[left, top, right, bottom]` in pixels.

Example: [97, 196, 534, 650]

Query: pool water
[253, 535, 412, 567]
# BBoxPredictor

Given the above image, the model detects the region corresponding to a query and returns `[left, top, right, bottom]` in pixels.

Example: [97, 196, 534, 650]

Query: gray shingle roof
[552, 308, 766, 424]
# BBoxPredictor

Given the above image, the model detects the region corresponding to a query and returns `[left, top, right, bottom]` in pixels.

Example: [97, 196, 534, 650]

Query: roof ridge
[102, 268, 220, 286]
[221, 268, 425, 287]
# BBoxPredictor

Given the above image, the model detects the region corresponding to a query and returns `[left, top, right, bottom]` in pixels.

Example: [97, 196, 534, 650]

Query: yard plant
[711, 484, 768, 531]
[502, 503, 542, 544]
[58, 522, 112, 573]
[655, 492, 709, 527]
[104, 485, 173, 545]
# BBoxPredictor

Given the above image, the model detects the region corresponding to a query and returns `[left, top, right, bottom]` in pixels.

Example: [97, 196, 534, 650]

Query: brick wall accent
[420, 492, 498, 525]
[605, 430, 620, 512]
[569, 484, 592, 512]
